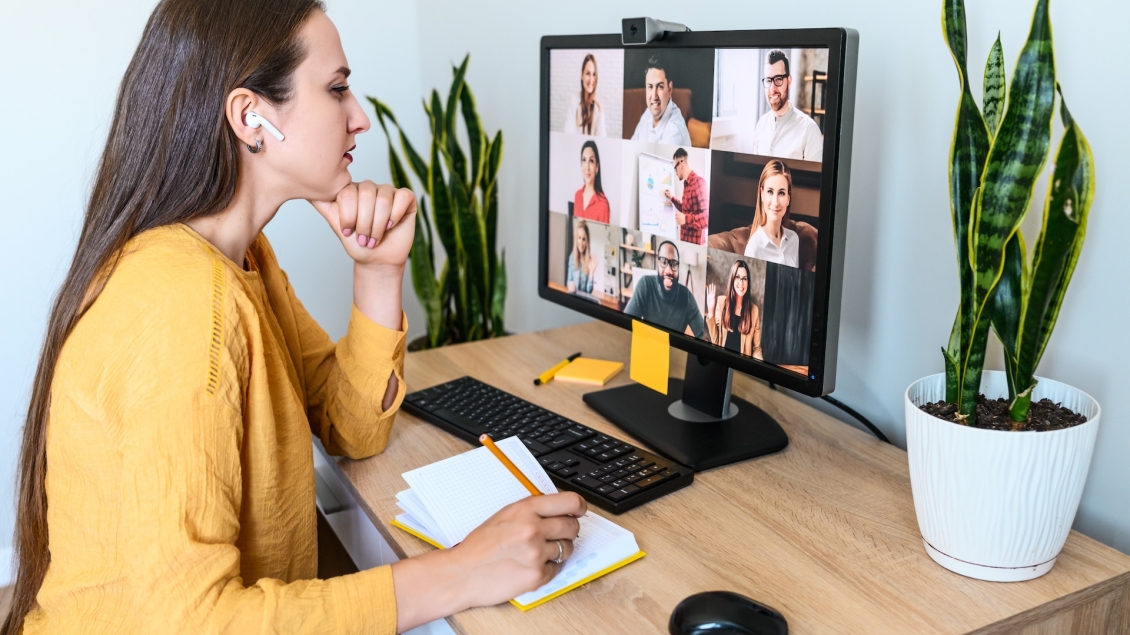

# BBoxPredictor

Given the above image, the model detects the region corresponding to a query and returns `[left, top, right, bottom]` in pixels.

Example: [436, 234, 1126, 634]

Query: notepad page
[401, 436, 553, 546]
[513, 511, 640, 606]
[395, 489, 441, 539]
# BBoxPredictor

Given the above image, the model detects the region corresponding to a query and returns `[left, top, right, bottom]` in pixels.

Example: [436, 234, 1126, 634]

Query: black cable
[821, 395, 890, 444]
[767, 382, 890, 444]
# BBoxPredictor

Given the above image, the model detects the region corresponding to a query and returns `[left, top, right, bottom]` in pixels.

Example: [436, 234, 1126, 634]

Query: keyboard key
[608, 485, 640, 501]
[572, 476, 603, 490]
[625, 474, 643, 484]
[634, 473, 669, 489]
[562, 458, 579, 467]
[597, 485, 616, 495]
[555, 468, 577, 478]
[522, 438, 551, 456]
[547, 462, 564, 471]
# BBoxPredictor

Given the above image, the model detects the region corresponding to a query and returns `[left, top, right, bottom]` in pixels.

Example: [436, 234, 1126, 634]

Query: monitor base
[583, 361, 789, 471]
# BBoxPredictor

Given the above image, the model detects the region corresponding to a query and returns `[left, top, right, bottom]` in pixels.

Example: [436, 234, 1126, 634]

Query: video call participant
[751, 50, 823, 161]
[624, 240, 705, 337]
[629, 54, 691, 146]
[567, 219, 596, 294]
[573, 140, 610, 223]
[709, 160, 803, 268]
[564, 53, 606, 136]
[705, 260, 762, 359]
[663, 147, 707, 245]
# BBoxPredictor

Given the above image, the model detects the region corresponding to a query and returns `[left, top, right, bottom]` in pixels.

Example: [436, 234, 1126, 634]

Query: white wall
[2, 0, 1127, 583]
[412, 0, 1130, 554]
[0, 0, 426, 582]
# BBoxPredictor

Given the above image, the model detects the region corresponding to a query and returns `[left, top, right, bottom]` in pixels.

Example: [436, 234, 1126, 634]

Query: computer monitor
[539, 28, 858, 470]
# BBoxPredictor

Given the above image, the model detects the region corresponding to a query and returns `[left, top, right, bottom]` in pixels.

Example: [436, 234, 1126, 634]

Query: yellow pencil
[534, 352, 582, 385]
[479, 434, 542, 497]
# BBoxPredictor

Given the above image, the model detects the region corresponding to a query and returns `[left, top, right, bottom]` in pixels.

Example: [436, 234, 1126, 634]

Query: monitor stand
[583, 355, 789, 471]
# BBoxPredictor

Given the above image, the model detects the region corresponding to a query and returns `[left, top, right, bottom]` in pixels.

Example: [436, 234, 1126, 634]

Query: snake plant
[941, 0, 1094, 426]
[368, 54, 506, 348]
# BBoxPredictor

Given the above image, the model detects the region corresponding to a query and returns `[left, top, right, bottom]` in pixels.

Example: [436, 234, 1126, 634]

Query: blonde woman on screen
[744, 159, 800, 268]
[4, 2, 585, 634]
[705, 260, 763, 359]
[567, 219, 596, 294]
[564, 53, 606, 136]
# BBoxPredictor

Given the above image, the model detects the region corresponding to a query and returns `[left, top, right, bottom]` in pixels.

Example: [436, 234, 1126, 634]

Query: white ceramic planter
[905, 371, 1101, 582]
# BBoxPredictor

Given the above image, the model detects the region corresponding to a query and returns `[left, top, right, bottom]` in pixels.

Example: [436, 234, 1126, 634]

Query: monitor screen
[540, 31, 856, 396]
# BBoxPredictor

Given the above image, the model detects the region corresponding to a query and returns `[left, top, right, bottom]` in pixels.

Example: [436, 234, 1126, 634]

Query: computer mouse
[668, 590, 788, 635]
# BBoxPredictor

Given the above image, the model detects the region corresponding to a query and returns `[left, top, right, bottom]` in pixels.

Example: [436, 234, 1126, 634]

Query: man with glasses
[624, 241, 705, 338]
[663, 148, 708, 245]
[750, 50, 823, 161]
[629, 54, 691, 146]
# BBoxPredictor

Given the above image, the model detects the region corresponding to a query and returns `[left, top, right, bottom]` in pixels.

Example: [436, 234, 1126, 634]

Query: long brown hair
[722, 259, 754, 335]
[572, 219, 592, 273]
[752, 159, 793, 230]
[3, 0, 322, 632]
[578, 54, 598, 134]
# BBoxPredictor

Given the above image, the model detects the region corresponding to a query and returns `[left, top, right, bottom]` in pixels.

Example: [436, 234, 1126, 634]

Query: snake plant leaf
[1012, 90, 1093, 416]
[368, 96, 397, 138]
[485, 130, 504, 190]
[983, 34, 1006, 137]
[398, 130, 429, 187]
[430, 90, 445, 144]
[960, 0, 1055, 413]
[385, 143, 411, 190]
[460, 82, 487, 192]
[989, 231, 1026, 399]
[941, 0, 991, 405]
[429, 139, 459, 262]
[409, 200, 443, 349]
[445, 57, 470, 188]
[452, 174, 490, 316]
[491, 252, 507, 337]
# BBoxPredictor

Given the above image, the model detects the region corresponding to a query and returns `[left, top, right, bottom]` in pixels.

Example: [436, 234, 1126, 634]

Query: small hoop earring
[247, 139, 263, 154]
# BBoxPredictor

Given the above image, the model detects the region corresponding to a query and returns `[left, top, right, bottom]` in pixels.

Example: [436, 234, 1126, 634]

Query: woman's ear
[225, 88, 261, 147]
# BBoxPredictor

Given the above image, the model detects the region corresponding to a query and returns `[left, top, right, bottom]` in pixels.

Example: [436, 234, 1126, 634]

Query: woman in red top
[573, 140, 610, 223]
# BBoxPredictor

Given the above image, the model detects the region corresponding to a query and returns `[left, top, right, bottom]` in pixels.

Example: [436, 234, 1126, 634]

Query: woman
[744, 159, 799, 267]
[573, 140, 611, 223]
[705, 260, 763, 359]
[567, 219, 596, 294]
[4, 2, 584, 634]
[563, 54, 606, 136]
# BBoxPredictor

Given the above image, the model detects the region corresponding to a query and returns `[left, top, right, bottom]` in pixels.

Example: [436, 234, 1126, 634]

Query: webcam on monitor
[621, 17, 691, 45]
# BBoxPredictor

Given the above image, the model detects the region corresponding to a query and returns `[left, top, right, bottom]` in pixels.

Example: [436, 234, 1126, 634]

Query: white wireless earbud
[245, 111, 285, 141]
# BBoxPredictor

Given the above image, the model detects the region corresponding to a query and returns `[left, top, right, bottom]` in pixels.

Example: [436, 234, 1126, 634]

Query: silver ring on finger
[551, 539, 564, 564]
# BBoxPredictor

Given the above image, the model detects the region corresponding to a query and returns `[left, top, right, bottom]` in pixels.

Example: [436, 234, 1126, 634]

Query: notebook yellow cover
[390, 518, 646, 611]
[554, 357, 624, 386]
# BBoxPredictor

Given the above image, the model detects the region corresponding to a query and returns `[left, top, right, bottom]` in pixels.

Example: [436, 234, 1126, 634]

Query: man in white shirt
[630, 54, 691, 146]
[749, 50, 823, 161]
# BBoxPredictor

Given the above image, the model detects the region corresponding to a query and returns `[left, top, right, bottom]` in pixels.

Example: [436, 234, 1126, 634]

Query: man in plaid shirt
[664, 147, 709, 245]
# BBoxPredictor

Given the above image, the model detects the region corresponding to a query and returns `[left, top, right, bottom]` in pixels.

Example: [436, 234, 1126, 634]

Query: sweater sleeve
[283, 280, 408, 460]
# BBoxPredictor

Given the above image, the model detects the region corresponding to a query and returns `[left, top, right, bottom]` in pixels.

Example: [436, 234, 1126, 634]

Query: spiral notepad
[392, 436, 645, 610]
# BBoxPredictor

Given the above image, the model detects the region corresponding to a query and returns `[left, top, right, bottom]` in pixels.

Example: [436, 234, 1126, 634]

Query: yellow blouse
[24, 225, 404, 634]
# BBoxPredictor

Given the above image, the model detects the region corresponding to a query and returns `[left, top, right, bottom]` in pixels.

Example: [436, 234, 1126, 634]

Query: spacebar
[431, 409, 486, 437]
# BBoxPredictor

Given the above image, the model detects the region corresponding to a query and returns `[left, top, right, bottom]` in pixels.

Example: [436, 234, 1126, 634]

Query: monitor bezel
[538, 28, 856, 397]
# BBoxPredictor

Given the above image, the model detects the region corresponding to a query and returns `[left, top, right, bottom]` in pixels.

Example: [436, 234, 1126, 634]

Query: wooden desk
[334, 322, 1130, 634]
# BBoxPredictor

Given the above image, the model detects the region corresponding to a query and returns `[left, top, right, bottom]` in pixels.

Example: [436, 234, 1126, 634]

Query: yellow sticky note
[630, 320, 669, 395]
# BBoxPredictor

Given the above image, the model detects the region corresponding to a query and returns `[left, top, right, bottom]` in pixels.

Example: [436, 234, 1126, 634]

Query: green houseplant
[904, 0, 1102, 582]
[368, 54, 505, 349]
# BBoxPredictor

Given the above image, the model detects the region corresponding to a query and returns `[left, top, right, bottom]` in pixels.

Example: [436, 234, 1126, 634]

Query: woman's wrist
[353, 263, 404, 331]
[390, 547, 472, 631]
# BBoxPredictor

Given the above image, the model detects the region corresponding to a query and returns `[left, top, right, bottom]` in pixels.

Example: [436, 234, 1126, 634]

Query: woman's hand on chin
[309, 180, 416, 271]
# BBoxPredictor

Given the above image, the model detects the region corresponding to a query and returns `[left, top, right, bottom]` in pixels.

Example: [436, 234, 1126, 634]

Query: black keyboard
[403, 376, 693, 514]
